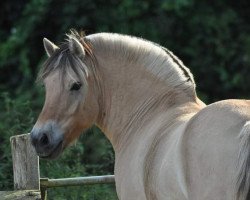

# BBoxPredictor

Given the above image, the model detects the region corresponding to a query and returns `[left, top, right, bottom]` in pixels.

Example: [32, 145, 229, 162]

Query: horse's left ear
[43, 38, 59, 57]
[69, 37, 86, 59]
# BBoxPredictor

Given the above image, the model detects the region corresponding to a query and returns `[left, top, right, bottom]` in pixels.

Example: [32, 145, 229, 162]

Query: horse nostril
[40, 133, 49, 146]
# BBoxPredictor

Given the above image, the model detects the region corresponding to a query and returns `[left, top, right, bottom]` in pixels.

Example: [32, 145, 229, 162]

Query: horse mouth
[39, 141, 64, 160]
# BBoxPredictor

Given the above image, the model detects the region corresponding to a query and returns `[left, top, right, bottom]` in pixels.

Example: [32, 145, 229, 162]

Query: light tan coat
[33, 32, 250, 200]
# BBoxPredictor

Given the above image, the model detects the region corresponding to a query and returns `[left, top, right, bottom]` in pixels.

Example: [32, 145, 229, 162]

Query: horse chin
[39, 141, 64, 160]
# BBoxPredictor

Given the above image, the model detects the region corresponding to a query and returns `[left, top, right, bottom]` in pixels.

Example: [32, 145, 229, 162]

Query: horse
[30, 30, 250, 200]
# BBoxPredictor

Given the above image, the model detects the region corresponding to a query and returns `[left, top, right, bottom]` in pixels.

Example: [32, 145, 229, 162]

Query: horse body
[31, 31, 250, 200]
[114, 99, 250, 200]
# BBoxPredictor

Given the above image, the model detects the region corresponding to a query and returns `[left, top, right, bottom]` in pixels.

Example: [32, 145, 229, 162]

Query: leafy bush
[0, 92, 34, 189]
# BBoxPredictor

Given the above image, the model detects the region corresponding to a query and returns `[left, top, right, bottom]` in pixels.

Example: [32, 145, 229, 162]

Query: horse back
[183, 99, 250, 200]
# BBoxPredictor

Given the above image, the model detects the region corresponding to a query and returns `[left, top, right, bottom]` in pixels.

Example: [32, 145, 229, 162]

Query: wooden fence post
[10, 133, 41, 199]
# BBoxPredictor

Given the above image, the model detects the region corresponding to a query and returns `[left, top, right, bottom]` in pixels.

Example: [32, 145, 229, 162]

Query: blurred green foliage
[0, 0, 249, 199]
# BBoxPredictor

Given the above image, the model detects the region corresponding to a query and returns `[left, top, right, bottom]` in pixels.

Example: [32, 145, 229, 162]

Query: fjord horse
[31, 31, 250, 200]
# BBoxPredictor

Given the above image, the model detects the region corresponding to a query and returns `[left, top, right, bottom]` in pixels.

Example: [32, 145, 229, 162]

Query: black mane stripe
[161, 47, 194, 84]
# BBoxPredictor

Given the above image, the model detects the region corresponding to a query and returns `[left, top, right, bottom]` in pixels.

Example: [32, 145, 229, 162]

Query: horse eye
[70, 82, 82, 91]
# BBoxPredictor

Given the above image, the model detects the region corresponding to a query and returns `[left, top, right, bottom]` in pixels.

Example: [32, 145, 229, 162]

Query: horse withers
[30, 30, 250, 200]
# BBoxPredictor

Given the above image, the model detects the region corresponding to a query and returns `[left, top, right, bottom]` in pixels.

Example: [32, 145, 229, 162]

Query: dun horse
[31, 31, 250, 200]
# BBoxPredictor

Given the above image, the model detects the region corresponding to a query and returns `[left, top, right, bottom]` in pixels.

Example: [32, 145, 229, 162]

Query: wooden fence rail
[40, 175, 115, 199]
[40, 175, 115, 188]
[0, 134, 115, 200]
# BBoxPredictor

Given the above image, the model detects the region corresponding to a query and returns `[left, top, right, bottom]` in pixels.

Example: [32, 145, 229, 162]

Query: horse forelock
[37, 33, 96, 94]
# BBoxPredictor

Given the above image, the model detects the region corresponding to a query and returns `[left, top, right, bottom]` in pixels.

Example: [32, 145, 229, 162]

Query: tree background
[0, 0, 249, 199]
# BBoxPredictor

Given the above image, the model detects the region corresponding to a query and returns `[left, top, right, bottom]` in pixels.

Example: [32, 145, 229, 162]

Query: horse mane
[86, 32, 196, 97]
[38, 30, 196, 99]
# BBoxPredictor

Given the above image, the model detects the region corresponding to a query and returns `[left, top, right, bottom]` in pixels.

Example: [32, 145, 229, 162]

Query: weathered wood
[40, 175, 115, 188]
[10, 134, 40, 190]
[0, 190, 41, 200]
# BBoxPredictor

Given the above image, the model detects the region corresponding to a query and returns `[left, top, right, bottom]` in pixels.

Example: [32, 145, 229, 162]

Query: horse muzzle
[30, 121, 64, 159]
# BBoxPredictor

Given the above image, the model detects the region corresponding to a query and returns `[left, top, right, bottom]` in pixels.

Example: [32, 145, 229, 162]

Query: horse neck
[89, 38, 204, 152]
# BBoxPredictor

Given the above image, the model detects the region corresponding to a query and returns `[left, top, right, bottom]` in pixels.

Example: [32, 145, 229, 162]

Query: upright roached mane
[31, 30, 250, 200]
[88, 32, 196, 94]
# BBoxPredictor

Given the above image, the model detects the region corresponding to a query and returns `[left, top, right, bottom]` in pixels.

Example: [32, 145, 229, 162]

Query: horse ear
[43, 38, 59, 57]
[69, 37, 85, 59]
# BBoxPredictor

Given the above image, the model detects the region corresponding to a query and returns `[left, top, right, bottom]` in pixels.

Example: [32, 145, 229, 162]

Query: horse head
[31, 33, 99, 159]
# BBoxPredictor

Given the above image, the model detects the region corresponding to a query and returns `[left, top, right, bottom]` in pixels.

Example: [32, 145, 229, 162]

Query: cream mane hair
[86, 32, 195, 93]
